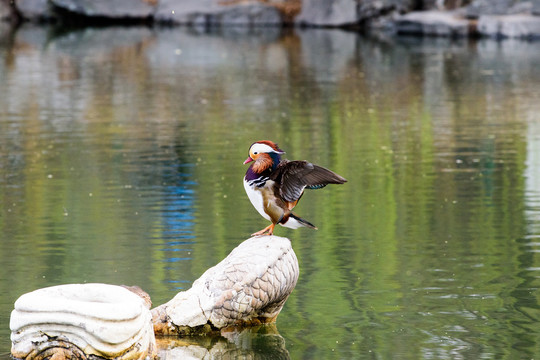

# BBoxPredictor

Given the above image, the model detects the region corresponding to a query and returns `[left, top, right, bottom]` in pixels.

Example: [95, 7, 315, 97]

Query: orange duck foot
[251, 224, 275, 237]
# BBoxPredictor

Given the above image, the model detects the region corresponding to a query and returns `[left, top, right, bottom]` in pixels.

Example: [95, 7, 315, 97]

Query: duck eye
[253, 152, 258, 155]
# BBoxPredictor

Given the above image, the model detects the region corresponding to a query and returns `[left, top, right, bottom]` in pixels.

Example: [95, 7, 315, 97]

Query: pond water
[1, 23, 540, 359]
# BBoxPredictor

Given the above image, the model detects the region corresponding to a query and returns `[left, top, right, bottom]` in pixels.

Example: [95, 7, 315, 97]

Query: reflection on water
[1, 23, 540, 359]
[526, 120, 540, 234]
[157, 325, 289, 359]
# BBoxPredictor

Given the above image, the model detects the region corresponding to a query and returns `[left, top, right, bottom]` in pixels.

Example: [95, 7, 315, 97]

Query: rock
[122, 285, 153, 309]
[466, 0, 524, 18]
[0, 0, 10, 20]
[265, 0, 301, 22]
[50, 0, 157, 18]
[359, 0, 415, 19]
[0, 0, 17, 21]
[10, 284, 156, 360]
[531, 0, 540, 15]
[295, 0, 417, 27]
[421, 0, 470, 10]
[219, 3, 283, 26]
[396, 10, 473, 36]
[154, 0, 221, 24]
[15, 0, 56, 21]
[508, 1, 534, 14]
[155, 0, 282, 26]
[152, 235, 299, 335]
[477, 14, 540, 38]
[295, 0, 358, 26]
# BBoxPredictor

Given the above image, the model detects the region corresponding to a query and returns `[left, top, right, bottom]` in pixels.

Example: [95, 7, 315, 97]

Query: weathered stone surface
[396, 10, 473, 36]
[155, 0, 281, 26]
[295, 0, 358, 26]
[296, 0, 416, 27]
[219, 3, 282, 25]
[7, 0, 540, 38]
[152, 235, 299, 335]
[0, 0, 6, 17]
[15, 0, 55, 21]
[466, 0, 515, 18]
[0, 0, 14, 21]
[10, 284, 156, 360]
[465, 0, 540, 18]
[51, 0, 157, 18]
[422, 0, 472, 10]
[394, 1, 540, 38]
[359, 0, 415, 19]
[534, 1, 540, 15]
[154, 0, 220, 23]
[477, 14, 540, 38]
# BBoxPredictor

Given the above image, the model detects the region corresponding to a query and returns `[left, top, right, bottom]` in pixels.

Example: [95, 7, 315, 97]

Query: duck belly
[244, 180, 271, 221]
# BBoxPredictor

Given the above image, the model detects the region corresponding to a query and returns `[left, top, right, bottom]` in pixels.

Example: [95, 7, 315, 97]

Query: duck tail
[289, 213, 317, 230]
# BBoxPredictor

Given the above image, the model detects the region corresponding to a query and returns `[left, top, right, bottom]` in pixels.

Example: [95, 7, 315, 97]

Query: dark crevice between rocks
[6, 4, 155, 39]
[170, 322, 221, 337]
[54, 5, 153, 26]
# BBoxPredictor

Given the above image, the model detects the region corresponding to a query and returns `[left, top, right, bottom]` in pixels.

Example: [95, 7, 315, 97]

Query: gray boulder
[219, 3, 282, 25]
[51, 0, 156, 18]
[0, 1, 7, 19]
[154, 0, 221, 24]
[477, 14, 540, 38]
[396, 10, 472, 36]
[0, 0, 14, 21]
[465, 0, 537, 18]
[155, 0, 282, 26]
[421, 0, 471, 10]
[359, 0, 415, 18]
[466, 0, 514, 18]
[295, 0, 416, 27]
[534, 1, 540, 15]
[296, 0, 358, 26]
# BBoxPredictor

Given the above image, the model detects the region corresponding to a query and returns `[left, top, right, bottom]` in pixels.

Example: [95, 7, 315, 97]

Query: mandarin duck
[243, 140, 347, 236]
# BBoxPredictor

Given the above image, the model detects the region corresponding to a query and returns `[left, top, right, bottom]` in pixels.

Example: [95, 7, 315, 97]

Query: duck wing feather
[270, 160, 347, 202]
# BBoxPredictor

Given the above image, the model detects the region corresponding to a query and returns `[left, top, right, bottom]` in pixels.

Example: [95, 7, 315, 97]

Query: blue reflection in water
[157, 163, 196, 290]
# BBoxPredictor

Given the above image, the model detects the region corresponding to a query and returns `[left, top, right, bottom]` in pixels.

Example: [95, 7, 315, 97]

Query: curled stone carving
[10, 284, 156, 360]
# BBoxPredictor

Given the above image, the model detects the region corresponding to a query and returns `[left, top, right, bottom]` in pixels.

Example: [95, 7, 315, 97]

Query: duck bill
[243, 157, 254, 164]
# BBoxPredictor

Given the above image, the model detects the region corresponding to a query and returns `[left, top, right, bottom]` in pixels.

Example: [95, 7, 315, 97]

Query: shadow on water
[1, 20, 286, 49]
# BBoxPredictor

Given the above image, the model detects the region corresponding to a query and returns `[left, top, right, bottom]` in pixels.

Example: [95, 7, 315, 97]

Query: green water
[1, 24, 540, 359]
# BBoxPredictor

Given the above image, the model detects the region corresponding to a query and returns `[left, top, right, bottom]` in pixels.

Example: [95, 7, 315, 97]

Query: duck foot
[251, 224, 275, 236]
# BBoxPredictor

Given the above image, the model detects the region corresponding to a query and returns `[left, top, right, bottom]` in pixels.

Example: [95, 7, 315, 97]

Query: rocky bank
[2, 0, 540, 39]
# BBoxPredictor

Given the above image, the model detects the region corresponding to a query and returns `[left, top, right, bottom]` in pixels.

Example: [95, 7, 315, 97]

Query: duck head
[243, 140, 285, 165]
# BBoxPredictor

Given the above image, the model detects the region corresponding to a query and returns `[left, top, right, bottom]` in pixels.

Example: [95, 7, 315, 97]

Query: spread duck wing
[270, 160, 347, 202]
